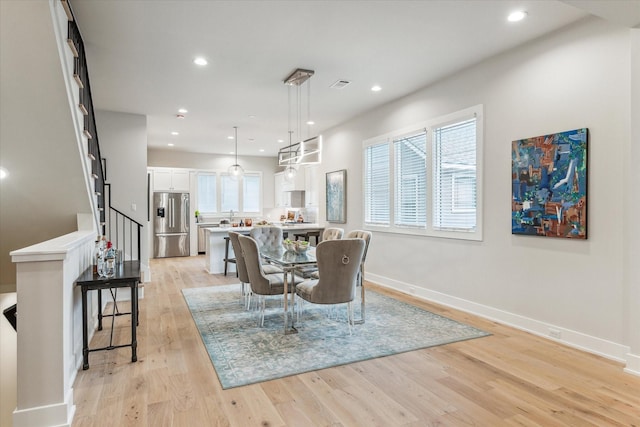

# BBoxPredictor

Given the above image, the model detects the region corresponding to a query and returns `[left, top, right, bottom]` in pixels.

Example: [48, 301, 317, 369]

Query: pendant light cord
[234, 126, 238, 165]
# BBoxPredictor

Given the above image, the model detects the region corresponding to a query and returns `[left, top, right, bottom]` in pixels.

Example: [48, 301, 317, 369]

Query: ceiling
[70, 0, 640, 158]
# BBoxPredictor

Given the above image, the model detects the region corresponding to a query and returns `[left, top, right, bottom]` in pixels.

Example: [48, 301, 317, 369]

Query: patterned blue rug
[182, 285, 489, 389]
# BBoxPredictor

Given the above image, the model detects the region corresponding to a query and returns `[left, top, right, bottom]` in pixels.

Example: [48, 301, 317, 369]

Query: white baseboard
[624, 353, 640, 376]
[368, 272, 631, 367]
[13, 388, 75, 427]
[141, 262, 151, 283]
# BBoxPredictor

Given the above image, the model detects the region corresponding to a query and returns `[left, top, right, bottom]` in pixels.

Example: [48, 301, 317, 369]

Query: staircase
[60, 0, 142, 260]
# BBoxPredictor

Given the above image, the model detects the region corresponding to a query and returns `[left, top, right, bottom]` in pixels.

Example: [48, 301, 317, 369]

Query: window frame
[362, 104, 483, 241]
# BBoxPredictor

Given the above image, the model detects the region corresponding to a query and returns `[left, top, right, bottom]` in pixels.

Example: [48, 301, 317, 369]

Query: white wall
[320, 17, 637, 364]
[624, 28, 640, 373]
[0, 0, 92, 291]
[95, 110, 149, 270]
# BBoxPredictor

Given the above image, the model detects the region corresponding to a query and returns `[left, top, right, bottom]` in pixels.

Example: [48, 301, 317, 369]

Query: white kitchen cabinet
[275, 169, 306, 207]
[153, 169, 190, 192]
[304, 165, 319, 207]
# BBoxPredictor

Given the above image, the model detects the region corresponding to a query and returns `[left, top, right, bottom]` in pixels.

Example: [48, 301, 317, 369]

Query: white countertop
[203, 223, 322, 233]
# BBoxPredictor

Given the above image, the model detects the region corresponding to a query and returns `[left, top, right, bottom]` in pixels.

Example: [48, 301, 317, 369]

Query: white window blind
[394, 132, 427, 227]
[433, 118, 477, 231]
[220, 175, 240, 213]
[364, 142, 390, 225]
[197, 174, 217, 213]
[243, 174, 260, 213]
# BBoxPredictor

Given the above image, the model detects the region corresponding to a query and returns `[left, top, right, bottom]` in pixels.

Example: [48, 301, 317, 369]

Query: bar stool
[223, 236, 237, 276]
[293, 230, 321, 246]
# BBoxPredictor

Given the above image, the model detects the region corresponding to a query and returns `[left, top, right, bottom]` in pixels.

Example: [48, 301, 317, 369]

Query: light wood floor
[72, 256, 640, 426]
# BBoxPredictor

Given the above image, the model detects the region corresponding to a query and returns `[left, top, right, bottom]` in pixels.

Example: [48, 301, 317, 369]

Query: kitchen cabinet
[304, 165, 319, 207]
[153, 169, 190, 192]
[275, 170, 306, 208]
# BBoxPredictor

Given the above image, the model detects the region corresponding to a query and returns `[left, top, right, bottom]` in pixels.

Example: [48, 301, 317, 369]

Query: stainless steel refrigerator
[153, 192, 190, 258]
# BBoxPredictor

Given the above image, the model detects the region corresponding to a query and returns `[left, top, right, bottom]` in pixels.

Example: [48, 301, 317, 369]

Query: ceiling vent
[330, 79, 351, 89]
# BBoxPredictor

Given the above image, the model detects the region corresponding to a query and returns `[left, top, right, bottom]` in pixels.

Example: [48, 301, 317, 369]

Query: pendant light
[283, 130, 297, 182]
[283, 84, 297, 183]
[228, 126, 244, 180]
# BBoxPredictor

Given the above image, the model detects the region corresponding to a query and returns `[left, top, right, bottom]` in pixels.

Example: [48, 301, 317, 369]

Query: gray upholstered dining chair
[239, 234, 302, 326]
[228, 231, 250, 304]
[294, 238, 365, 334]
[345, 229, 372, 323]
[322, 227, 344, 241]
[229, 232, 283, 309]
[249, 226, 283, 251]
[303, 227, 344, 279]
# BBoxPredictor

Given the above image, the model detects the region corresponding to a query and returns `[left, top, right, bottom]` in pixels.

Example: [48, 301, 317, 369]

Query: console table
[76, 260, 140, 370]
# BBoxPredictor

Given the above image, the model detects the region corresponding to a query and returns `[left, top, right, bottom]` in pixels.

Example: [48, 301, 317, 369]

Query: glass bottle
[93, 238, 100, 274]
[105, 241, 115, 277]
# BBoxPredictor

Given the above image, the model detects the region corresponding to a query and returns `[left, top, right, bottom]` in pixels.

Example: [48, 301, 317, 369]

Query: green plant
[194, 210, 200, 218]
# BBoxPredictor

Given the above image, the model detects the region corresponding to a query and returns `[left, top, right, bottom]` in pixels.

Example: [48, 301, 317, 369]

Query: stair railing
[104, 183, 143, 261]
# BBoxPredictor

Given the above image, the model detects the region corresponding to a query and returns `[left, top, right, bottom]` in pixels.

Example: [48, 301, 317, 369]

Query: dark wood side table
[76, 260, 140, 370]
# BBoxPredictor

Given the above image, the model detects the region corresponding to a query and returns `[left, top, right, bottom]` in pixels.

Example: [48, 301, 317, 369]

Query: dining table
[259, 246, 317, 334]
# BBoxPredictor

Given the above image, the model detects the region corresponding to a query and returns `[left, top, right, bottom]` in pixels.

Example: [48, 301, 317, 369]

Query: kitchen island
[203, 224, 324, 274]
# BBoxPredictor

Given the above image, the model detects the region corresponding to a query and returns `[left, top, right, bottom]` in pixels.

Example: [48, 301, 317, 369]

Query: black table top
[76, 260, 141, 286]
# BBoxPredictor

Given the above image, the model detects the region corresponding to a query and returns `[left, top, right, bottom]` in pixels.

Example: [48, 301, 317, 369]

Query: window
[433, 118, 477, 230]
[197, 174, 217, 213]
[364, 142, 390, 225]
[196, 171, 262, 215]
[220, 175, 240, 213]
[394, 132, 427, 228]
[243, 174, 261, 213]
[362, 105, 483, 241]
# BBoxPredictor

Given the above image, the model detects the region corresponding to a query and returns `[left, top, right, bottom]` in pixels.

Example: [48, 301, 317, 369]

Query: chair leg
[260, 296, 266, 327]
[347, 302, 353, 335]
[353, 265, 366, 324]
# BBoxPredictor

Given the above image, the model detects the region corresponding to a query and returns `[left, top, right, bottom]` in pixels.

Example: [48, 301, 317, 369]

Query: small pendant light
[284, 130, 297, 182]
[228, 126, 244, 180]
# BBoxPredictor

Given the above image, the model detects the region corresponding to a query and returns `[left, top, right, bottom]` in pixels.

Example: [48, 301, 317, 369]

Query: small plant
[194, 210, 200, 218]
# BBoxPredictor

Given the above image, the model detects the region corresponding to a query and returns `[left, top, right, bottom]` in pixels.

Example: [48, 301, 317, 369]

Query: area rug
[182, 285, 490, 389]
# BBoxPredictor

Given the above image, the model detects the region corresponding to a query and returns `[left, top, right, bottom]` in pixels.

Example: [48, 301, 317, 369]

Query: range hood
[285, 190, 305, 208]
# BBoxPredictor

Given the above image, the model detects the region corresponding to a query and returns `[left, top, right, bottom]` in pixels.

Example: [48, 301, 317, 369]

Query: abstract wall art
[326, 169, 346, 223]
[511, 128, 587, 239]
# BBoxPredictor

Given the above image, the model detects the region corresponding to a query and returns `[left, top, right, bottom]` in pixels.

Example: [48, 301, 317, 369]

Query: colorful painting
[511, 128, 587, 239]
[326, 169, 346, 223]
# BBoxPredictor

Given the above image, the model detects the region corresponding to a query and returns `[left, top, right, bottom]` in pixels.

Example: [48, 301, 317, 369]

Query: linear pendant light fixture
[280, 68, 321, 177]
[228, 126, 244, 180]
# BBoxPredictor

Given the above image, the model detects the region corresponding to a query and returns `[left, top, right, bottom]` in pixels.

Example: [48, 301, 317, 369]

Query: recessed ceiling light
[178, 108, 188, 114]
[259, 149, 265, 152]
[0, 167, 8, 179]
[306, 120, 315, 125]
[193, 57, 208, 66]
[171, 131, 179, 136]
[277, 139, 284, 143]
[248, 115, 256, 119]
[227, 135, 234, 140]
[507, 11, 527, 22]
[371, 85, 382, 92]
[230, 151, 234, 155]
[168, 143, 175, 147]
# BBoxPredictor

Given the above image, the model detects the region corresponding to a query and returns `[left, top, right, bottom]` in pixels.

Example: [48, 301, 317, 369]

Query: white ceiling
[70, 0, 639, 158]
